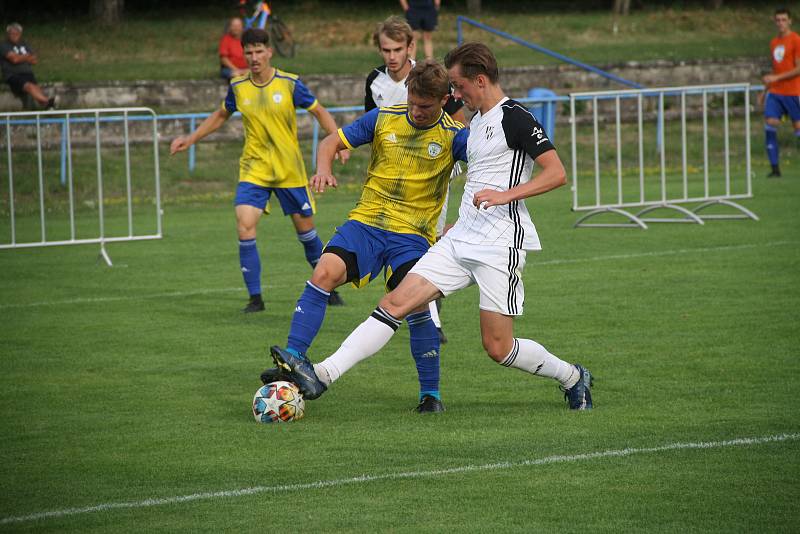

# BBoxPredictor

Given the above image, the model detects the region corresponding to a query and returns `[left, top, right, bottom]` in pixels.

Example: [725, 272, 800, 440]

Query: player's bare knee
[378, 293, 409, 321]
[309, 264, 345, 291]
[482, 336, 513, 363]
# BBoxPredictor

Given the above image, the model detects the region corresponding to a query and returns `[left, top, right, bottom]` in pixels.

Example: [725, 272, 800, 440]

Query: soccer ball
[252, 381, 305, 423]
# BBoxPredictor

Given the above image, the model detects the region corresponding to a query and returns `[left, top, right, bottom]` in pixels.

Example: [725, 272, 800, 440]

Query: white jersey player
[275, 43, 594, 410]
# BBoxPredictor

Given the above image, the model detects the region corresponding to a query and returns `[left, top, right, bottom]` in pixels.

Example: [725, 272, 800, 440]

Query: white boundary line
[1, 240, 795, 310]
[0, 287, 244, 309]
[1, 433, 797, 525]
[535, 240, 798, 266]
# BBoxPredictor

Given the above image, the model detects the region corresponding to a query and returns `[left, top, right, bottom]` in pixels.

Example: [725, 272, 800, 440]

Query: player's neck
[389, 60, 412, 83]
[779, 28, 792, 37]
[478, 86, 506, 115]
[251, 67, 275, 85]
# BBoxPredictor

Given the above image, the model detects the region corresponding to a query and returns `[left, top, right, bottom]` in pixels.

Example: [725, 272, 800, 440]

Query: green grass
[22, 4, 772, 83]
[0, 129, 799, 530]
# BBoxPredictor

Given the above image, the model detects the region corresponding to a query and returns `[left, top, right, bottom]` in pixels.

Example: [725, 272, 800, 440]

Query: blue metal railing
[456, 16, 643, 89]
[3, 85, 760, 185]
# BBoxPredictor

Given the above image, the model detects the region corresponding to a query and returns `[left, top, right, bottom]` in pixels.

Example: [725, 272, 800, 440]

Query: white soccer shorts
[409, 235, 527, 316]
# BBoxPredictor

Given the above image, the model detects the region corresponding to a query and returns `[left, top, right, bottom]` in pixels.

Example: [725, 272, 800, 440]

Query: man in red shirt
[762, 8, 800, 177]
[219, 17, 248, 81]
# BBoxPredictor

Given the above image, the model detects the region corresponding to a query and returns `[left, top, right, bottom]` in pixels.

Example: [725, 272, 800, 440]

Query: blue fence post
[188, 116, 196, 174]
[527, 88, 558, 141]
[456, 16, 463, 45]
[60, 118, 67, 186]
[311, 120, 320, 172]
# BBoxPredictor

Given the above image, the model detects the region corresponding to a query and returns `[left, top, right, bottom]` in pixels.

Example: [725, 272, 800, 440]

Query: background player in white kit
[275, 42, 593, 410]
[366, 15, 466, 344]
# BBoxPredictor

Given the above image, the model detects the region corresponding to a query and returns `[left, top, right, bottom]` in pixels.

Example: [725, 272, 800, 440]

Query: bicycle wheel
[268, 16, 296, 58]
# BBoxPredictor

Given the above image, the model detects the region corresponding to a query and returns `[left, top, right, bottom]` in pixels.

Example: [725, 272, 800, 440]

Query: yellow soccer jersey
[338, 104, 468, 244]
[222, 69, 319, 188]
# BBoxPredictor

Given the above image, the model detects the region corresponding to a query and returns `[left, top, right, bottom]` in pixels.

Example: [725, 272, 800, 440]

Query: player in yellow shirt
[263, 60, 467, 413]
[170, 28, 347, 312]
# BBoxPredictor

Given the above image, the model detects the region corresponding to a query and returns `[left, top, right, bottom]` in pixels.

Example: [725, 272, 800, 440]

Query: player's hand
[170, 136, 191, 155]
[757, 91, 765, 107]
[310, 173, 338, 193]
[335, 149, 351, 165]
[472, 188, 510, 209]
[763, 74, 778, 85]
[441, 223, 454, 236]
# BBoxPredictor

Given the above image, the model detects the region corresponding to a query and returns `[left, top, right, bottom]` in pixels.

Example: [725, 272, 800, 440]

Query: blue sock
[287, 281, 330, 356]
[239, 239, 261, 297]
[297, 228, 324, 269]
[407, 310, 441, 400]
[766, 125, 779, 167]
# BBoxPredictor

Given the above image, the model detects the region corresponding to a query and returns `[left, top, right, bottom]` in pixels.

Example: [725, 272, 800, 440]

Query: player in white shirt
[366, 15, 466, 345]
[274, 43, 593, 410]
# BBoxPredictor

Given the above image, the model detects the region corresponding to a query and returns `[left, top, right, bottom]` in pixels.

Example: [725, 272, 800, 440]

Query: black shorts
[406, 7, 438, 32]
[6, 72, 36, 97]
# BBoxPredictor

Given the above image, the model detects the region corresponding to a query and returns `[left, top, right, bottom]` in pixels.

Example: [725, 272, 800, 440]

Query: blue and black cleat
[562, 364, 593, 410]
[269, 345, 327, 400]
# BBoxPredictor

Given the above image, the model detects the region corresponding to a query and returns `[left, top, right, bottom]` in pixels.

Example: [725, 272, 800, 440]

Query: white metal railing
[569, 83, 757, 229]
[1, 107, 162, 265]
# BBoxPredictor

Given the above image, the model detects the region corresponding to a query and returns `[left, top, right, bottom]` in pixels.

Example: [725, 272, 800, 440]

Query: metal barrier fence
[569, 83, 756, 229]
[1, 107, 162, 265]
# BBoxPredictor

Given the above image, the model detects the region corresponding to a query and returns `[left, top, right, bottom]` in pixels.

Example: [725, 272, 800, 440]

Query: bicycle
[238, 0, 296, 58]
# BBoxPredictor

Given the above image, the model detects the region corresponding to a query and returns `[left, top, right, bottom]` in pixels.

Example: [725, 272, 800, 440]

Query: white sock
[500, 338, 579, 389]
[428, 300, 442, 329]
[315, 311, 400, 385]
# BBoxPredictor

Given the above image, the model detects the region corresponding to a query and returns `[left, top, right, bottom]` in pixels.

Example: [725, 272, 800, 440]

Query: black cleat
[242, 295, 265, 313]
[270, 345, 327, 399]
[414, 395, 445, 414]
[259, 366, 289, 385]
[767, 170, 782, 178]
[561, 364, 593, 410]
[45, 96, 56, 110]
[328, 290, 344, 306]
[436, 327, 448, 344]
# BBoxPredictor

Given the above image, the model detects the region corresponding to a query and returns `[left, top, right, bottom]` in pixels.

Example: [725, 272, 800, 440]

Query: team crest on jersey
[386, 132, 397, 143]
[273, 92, 283, 104]
[774, 45, 786, 62]
[427, 142, 442, 157]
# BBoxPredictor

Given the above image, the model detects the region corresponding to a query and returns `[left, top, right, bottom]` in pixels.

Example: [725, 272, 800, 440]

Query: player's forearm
[399, 0, 409, 11]
[772, 65, 800, 82]
[187, 110, 229, 145]
[220, 57, 236, 69]
[506, 159, 567, 201]
[316, 133, 343, 175]
[311, 106, 339, 137]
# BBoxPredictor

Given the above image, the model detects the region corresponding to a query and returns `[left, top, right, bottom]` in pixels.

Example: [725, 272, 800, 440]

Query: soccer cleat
[328, 289, 345, 306]
[436, 327, 448, 344]
[767, 170, 782, 178]
[414, 395, 445, 414]
[562, 364, 593, 410]
[269, 345, 327, 400]
[242, 296, 265, 313]
[46, 96, 56, 110]
[259, 366, 289, 385]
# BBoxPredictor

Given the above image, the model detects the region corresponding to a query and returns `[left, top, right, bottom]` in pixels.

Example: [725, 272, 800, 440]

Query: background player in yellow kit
[170, 28, 347, 312]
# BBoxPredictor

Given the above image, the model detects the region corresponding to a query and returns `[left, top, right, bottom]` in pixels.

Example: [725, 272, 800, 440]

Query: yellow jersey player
[263, 60, 467, 413]
[170, 28, 348, 312]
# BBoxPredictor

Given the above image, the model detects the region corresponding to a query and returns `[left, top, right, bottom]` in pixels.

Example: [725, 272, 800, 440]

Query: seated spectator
[219, 17, 249, 81]
[1, 23, 55, 109]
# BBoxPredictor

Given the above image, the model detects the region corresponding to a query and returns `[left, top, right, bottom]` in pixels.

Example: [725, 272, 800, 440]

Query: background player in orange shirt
[762, 7, 800, 177]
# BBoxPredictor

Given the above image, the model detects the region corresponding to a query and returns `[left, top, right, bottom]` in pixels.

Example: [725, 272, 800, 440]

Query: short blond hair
[373, 16, 413, 48]
[406, 59, 450, 100]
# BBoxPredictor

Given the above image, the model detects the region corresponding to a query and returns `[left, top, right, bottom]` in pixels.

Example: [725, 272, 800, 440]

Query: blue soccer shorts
[324, 219, 430, 289]
[234, 182, 315, 216]
[764, 92, 800, 122]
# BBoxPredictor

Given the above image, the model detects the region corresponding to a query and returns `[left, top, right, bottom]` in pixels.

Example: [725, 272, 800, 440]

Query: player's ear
[440, 94, 450, 108]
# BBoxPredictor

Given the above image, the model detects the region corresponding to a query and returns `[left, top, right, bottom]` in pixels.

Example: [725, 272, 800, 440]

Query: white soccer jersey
[446, 97, 555, 251]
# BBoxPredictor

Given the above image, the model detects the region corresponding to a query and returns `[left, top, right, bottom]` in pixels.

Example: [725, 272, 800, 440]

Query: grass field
[23, 4, 771, 83]
[1, 131, 799, 530]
